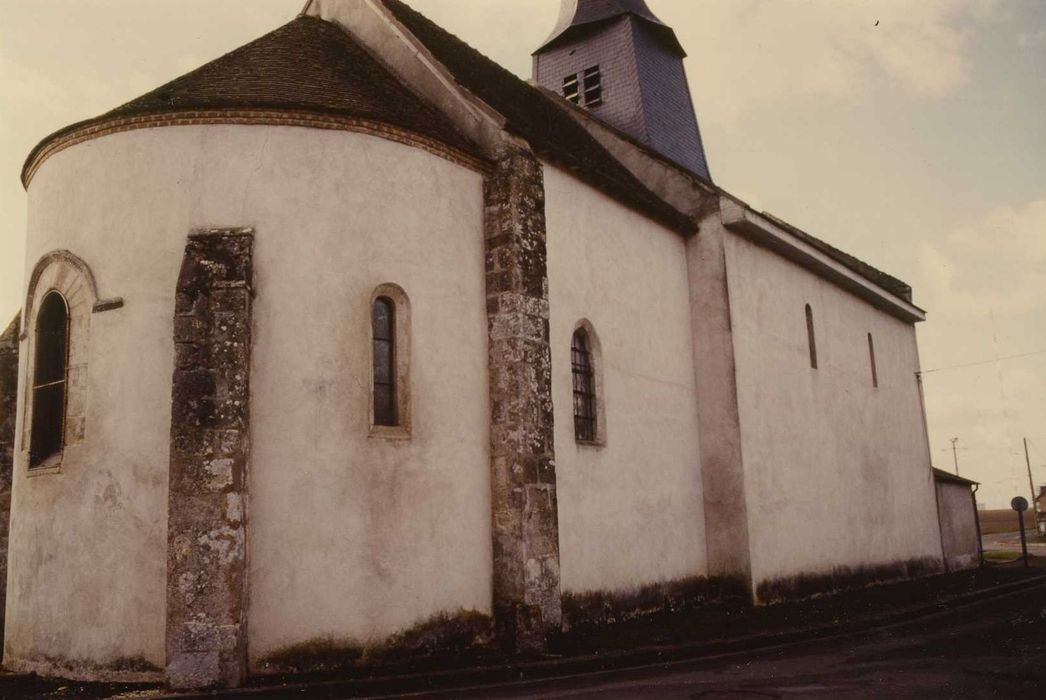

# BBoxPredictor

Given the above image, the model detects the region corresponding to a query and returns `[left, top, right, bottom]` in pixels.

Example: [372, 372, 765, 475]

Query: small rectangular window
[868, 333, 878, 388]
[805, 304, 818, 370]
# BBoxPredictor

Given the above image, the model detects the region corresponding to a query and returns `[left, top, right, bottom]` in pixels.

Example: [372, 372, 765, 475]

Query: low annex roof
[756, 211, 913, 303]
[22, 15, 480, 185]
[932, 468, 979, 487]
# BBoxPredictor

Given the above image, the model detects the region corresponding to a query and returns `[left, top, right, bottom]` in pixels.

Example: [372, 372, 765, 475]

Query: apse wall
[6, 124, 493, 677]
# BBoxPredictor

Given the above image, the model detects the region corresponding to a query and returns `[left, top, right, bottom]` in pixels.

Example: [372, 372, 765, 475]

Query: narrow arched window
[805, 304, 818, 369]
[572, 328, 596, 442]
[867, 333, 878, 388]
[372, 296, 397, 427]
[30, 291, 69, 467]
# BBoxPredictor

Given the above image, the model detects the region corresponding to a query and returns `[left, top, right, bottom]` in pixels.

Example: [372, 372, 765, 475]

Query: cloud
[920, 197, 1046, 316]
[1018, 29, 1046, 48]
[917, 194, 1046, 505]
[684, 0, 998, 123]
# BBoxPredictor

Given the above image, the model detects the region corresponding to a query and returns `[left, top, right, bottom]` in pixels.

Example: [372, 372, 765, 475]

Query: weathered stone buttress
[166, 229, 254, 689]
[0, 313, 19, 648]
[483, 148, 563, 651]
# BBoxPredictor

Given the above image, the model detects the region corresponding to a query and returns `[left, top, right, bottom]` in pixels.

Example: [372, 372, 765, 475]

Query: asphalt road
[404, 583, 1046, 699]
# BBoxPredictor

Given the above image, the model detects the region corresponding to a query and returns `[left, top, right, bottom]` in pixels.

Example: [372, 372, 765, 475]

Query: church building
[1, 0, 951, 689]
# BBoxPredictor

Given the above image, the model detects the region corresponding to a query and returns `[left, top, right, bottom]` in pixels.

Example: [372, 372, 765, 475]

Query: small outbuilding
[1036, 486, 1046, 535]
[933, 469, 982, 572]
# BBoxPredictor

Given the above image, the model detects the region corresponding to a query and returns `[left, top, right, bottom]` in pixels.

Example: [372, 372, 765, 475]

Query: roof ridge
[102, 17, 321, 119]
[378, 0, 695, 234]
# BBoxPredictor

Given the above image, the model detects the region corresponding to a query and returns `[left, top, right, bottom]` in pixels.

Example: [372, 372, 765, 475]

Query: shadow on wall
[0, 312, 21, 654]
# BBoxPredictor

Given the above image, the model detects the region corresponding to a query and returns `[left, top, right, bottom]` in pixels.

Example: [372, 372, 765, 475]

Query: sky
[1, 0, 1043, 508]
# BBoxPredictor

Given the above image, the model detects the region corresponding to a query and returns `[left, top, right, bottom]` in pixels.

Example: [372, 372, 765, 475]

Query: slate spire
[533, 0, 710, 180]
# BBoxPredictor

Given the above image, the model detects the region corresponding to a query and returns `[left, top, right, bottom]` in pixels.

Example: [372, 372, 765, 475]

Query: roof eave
[533, 15, 685, 56]
[720, 197, 926, 324]
[932, 468, 980, 486]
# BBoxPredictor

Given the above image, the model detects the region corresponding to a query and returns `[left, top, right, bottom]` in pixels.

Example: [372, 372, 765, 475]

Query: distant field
[979, 508, 1040, 535]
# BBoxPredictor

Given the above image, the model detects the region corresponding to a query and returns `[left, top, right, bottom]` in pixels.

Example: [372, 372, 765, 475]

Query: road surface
[405, 582, 1046, 699]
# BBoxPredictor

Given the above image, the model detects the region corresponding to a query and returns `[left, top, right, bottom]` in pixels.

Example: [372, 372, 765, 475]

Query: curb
[153, 571, 1046, 699]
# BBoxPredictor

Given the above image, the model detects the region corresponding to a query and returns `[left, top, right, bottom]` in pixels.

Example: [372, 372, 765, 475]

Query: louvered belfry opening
[571, 328, 596, 442]
[30, 291, 69, 467]
[372, 296, 398, 426]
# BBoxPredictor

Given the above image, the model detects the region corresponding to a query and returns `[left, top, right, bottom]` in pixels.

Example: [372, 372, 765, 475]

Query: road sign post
[1011, 497, 1029, 568]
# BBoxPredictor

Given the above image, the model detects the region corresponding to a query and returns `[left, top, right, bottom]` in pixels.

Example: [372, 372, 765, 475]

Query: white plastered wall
[935, 479, 980, 571]
[8, 124, 492, 674]
[543, 163, 707, 596]
[722, 230, 943, 595]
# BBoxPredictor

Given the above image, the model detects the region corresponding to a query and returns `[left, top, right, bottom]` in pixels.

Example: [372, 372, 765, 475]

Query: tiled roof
[24, 16, 478, 181]
[379, 0, 695, 234]
[758, 211, 913, 302]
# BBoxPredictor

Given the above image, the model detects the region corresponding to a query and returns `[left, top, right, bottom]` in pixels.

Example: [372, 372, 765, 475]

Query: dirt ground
[979, 508, 1043, 535]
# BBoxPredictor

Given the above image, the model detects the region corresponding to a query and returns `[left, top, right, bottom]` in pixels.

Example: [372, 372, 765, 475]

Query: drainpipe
[971, 483, 984, 567]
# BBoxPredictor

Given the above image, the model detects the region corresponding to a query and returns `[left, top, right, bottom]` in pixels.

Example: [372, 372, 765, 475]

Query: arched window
[30, 291, 69, 467]
[805, 304, 818, 369]
[571, 328, 597, 442]
[368, 284, 412, 437]
[372, 296, 397, 427]
[867, 333, 878, 388]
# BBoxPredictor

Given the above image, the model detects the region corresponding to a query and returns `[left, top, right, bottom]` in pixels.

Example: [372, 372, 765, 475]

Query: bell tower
[533, 0, 710, 180]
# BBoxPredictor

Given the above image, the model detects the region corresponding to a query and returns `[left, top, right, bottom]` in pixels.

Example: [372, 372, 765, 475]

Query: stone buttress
[483, 147, 563, 651]
[166, 229, 254, 689]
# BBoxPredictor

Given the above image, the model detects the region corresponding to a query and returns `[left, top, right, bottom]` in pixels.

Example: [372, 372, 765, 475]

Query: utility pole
[1024, 437, 1040, 525]
[950, 437, 960, 477]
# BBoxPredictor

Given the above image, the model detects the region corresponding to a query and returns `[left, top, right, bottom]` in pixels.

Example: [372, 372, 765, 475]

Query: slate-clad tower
[533, 0, 711, 179]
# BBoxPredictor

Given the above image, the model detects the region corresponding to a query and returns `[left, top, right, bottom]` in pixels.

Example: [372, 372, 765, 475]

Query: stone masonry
[166, 229, 254, 689]
[483, 147, 562, 652]
[0, 313, 20, 649]
[0, 314, 18, 484]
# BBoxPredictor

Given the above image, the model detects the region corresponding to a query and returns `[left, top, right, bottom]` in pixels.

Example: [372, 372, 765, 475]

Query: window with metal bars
[571, 328, 597, 442]
[30, 291, 69, 468]
[372, 296, 397, 427]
